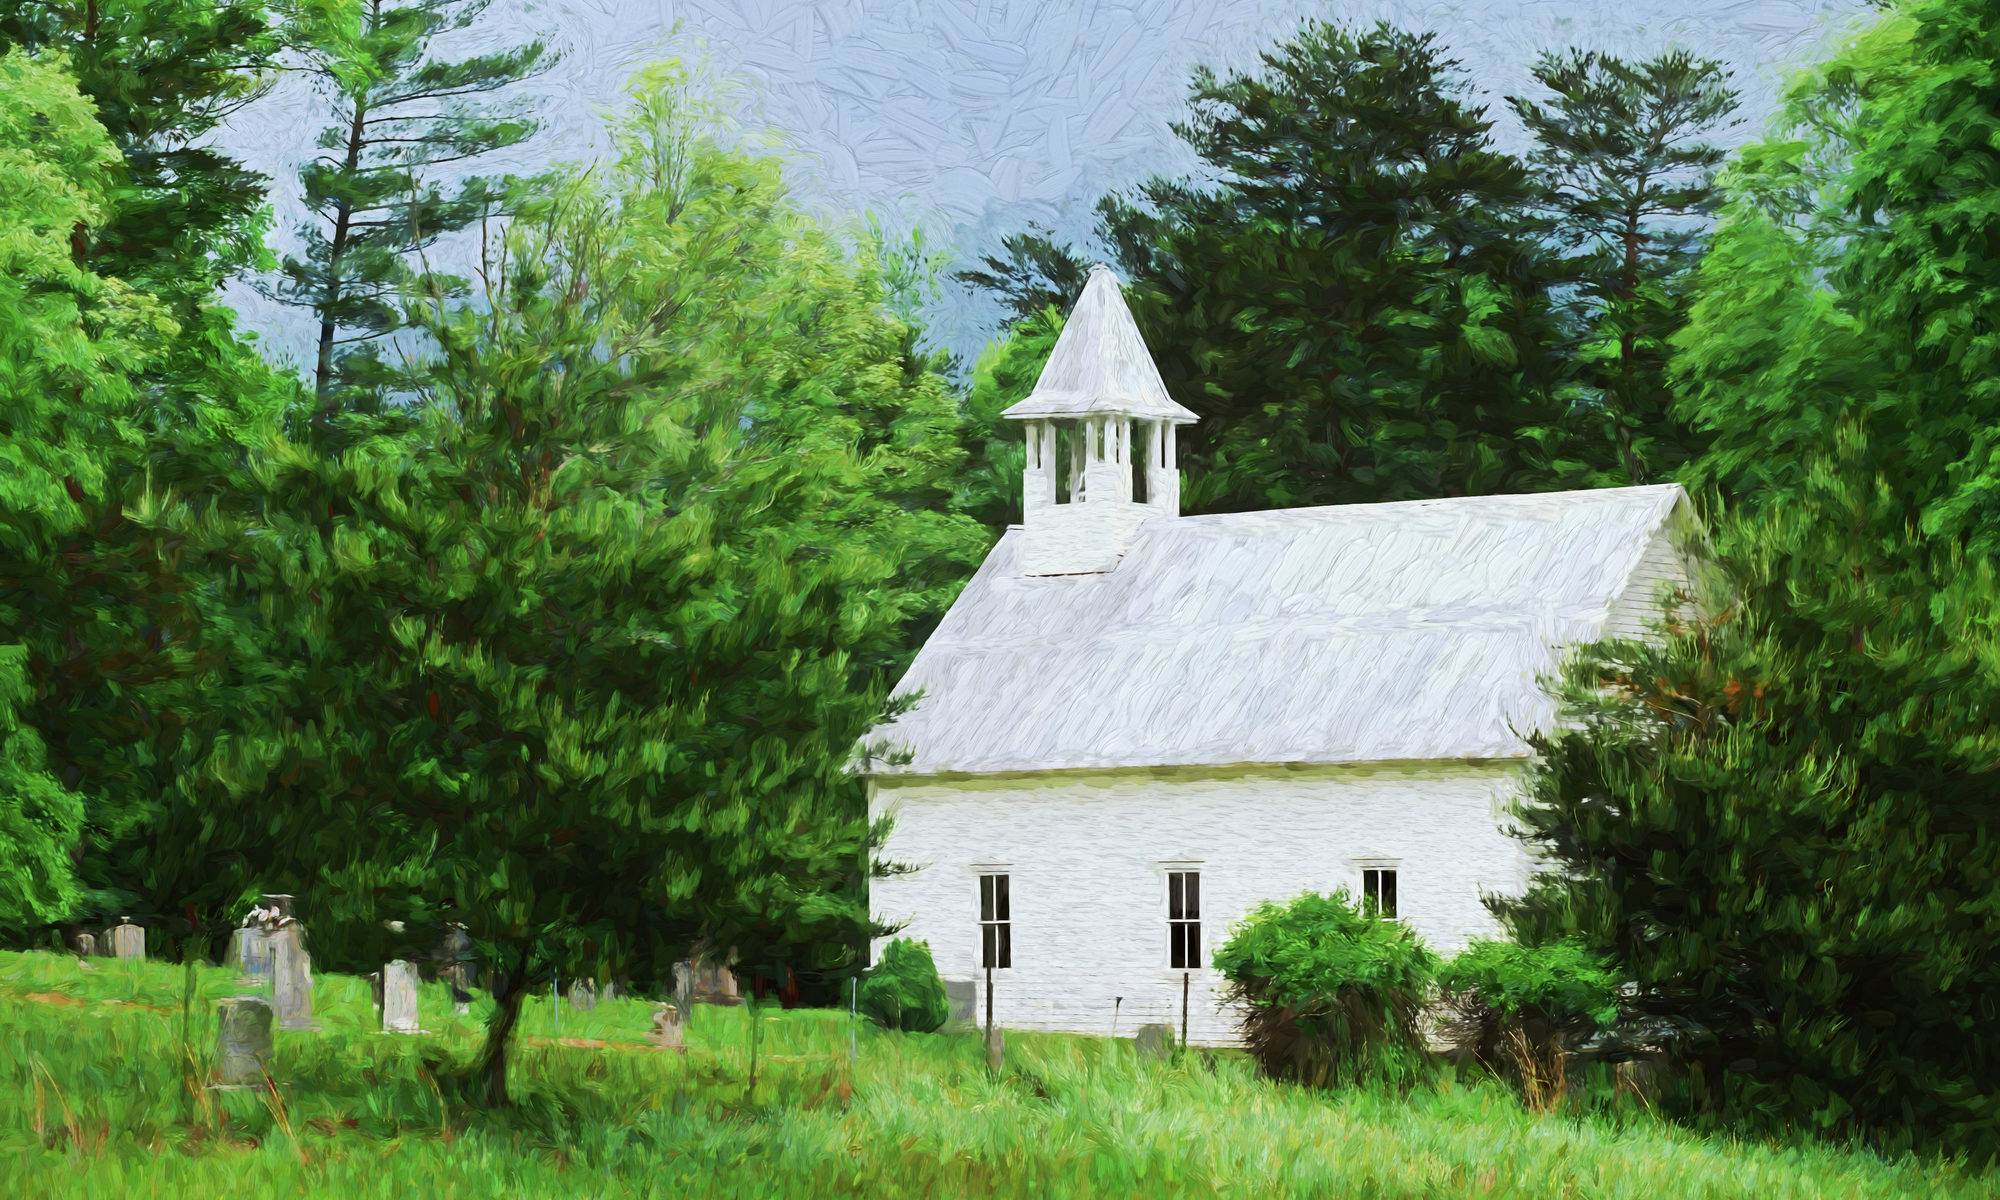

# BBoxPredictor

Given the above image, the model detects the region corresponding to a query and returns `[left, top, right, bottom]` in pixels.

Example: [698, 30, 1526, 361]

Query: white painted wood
[998, 265, 1199, 424]
[870, 762, 1530, 1047]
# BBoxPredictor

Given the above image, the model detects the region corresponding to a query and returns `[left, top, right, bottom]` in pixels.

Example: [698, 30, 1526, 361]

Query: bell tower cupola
[1001, 264, 1198, 575]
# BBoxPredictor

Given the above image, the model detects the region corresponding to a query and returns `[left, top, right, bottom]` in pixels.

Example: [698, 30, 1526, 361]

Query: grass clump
[1212, 889, 1437, 1090]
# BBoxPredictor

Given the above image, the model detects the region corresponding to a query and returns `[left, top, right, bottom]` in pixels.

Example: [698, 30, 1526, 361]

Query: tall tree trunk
[476, 958, 530, 1107]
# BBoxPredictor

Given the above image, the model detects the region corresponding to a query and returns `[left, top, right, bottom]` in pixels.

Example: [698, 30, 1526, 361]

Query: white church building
[862, 265, 1698, 1046]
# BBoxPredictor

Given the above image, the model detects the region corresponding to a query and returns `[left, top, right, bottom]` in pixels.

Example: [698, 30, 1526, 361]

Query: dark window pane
[1169, 925, 1183, 969]
[1185, 872, 1199, 920]
[980, 875, 994, 922]
[996, 923, 1011, 969]
[1168, 873, 1183, 920]
[982, 923, 994, 967]
[995, 874, 1010, 922]
[1382, 871, 1397, 919]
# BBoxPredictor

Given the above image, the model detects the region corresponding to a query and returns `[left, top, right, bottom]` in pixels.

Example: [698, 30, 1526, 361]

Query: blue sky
[216, 0, 1876, 380]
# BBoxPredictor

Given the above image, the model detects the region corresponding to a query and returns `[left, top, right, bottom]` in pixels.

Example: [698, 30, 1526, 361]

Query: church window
[1363, 868, 1398, 919]
[979, 873, 1011, 969]
[1167, 870, 1201, 969]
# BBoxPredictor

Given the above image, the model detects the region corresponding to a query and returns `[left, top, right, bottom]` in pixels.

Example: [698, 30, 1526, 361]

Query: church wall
[1602, 518, 1695, 640]
[867, 760, 1529, 1047]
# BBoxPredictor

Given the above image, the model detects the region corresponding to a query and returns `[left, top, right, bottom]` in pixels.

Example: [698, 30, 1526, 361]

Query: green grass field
[1, 949, 1990, 1199]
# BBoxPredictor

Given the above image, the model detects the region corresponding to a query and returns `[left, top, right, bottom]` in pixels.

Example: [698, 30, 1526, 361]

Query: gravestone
[271, 924, 317, 1031]
[567, 980, 598, 1012]
[944, 978, 977, 1029]
[1134, 1023, 1175, 1062]
[108, 919, 144, 960]
[215, 996, 274, 1087]
[381, 960, 423, 1034]
[71, 932, 95, 958]
[366, 970, 384, 1014]
[648, 1002, 685, 1051]
[233, 928, 276, 985]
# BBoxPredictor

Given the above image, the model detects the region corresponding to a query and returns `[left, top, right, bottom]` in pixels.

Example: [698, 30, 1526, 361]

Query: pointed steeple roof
[1000, 264, 1200, 424]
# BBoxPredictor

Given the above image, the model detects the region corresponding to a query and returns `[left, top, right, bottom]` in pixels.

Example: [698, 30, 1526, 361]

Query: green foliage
[949, 225, 1092, 328]
[952, 306, 1062, 532]
[192, 61, 983, 1103]
[0, 0, 281, 322]
[857, 937, 949, 1034]
[1435, 938, 1623, 1086]
[262, 0, 556, 412]
[1508, 48, 1741, 486]
[1437, 938, 1621, 1028]
[1213, 889, 1438, 1089]
[0, 46, 175, 926]
[1503, 2, 2000, 1166]
[961, 20, 1584, 514]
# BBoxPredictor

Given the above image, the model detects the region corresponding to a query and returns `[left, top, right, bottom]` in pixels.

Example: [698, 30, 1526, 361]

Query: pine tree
[1499, 1, 2000, 1162]
[204, 63, 983, 1100]
[265, 0, 555, 418]
[949, 224, 1093, 329]
[1509, 49, 1741, 485]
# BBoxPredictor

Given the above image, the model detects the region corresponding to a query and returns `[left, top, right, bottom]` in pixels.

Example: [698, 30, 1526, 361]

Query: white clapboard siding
[870, 762, 1530, 1047]
[1601, 522, 1696, 641]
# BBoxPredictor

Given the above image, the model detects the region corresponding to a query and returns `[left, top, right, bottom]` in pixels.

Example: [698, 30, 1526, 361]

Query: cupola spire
[1003, 265, 1198, 575]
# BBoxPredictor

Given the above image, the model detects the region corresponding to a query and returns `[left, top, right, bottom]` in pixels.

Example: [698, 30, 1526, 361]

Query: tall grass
[1, 950, 1988, 1198]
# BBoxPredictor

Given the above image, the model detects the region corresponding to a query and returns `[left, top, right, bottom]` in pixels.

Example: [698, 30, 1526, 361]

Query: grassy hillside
[0, 949, 1988, 1198]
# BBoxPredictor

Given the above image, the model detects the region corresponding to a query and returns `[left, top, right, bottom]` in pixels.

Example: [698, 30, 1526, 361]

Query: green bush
[1213, 890, 1438, 1088]
[1435, 938, 1624, 1098]
[858, 937, 949, 1033]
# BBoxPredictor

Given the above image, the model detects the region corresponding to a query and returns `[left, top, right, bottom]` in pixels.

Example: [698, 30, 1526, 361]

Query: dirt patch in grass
[22, 992, 84, 1008]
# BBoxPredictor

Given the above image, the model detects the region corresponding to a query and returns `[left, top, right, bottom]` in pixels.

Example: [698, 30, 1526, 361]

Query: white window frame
[1162, 864, 1204, 971]
[976, 870, 1012, 970]
[1360, 864, 1400, 920]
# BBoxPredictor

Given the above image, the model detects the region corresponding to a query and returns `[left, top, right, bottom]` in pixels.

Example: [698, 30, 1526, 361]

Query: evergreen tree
[205, 63, 983, 1101]
[1499, 1, 2000, 1163]
[0, 0, 281, 327]
[952, 306, 1063, 532]
[1509, 48, 1741, 485]
[949, 224, 1093, 329]
[958, 21, 1580, 513]
[264, 0, 555, 418]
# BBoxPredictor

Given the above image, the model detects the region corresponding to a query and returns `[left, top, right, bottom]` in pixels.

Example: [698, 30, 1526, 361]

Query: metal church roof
[863, 485, 1694, 776]
[998, 265, 1200, 424]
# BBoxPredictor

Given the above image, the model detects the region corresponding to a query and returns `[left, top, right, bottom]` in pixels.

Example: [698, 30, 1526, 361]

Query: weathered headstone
[215, 996, 274, 1087]
[233, 928, 276, 985]
[271, 924, 316, 1031]
[108, 919, 144, 960]
[648, 1002, 685, 1051]
[567, 979, 598, 1012]
[1134, 1023, 1175, 1062]
[381, 959, 423, 1034]
[71, 932, 95, 958]
[944, 978, 977, 1029]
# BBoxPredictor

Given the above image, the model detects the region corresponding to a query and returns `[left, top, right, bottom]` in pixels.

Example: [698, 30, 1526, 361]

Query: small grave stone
[944, 978, 977, 1028]
[71, 932, 95, 958]
[215, 996, 274, 1087]
[1134, 1023, 1175, 1062]
[108, 918, 145, 960]
[366, 970, 384, 1014]
[381, 959, 423, 1034]
[648, 1002, 685, 1051]
[234, 928, 276, 985]
[271, 924, 317, 1031]
[985, 1025, 1006, 1071]
[567, 980, 598, 1012]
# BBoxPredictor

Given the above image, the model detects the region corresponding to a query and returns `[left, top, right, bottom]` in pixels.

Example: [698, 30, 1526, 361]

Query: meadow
[0, 949, 1989, 1199]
